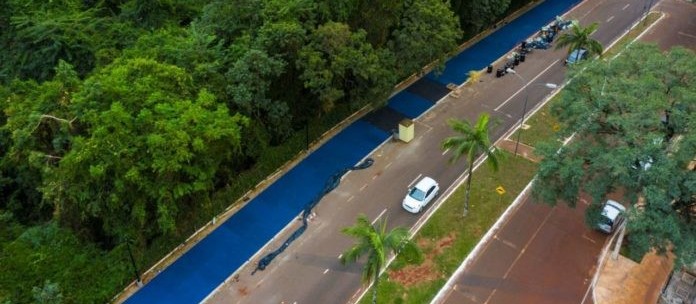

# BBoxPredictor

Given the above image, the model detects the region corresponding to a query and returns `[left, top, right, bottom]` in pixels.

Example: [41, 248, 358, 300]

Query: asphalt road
[203, 0, 669, 303]
[436, 1, 696, 303]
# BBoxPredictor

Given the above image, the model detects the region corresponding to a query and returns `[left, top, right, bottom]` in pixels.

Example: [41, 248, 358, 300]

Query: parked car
[597, 200, 626, 234]
[565, 48, 588, 65]
[402, 176, 439, 213]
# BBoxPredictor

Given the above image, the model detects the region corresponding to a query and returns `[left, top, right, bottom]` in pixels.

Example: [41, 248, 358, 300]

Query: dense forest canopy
[0, 0, 465, 244]
[1, 0, 530, 302]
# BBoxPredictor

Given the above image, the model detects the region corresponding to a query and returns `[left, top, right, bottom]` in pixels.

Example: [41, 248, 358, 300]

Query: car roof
[602, 200, 626, 220]
[567, 49, 587, 59]
[414, 176, 437, 191]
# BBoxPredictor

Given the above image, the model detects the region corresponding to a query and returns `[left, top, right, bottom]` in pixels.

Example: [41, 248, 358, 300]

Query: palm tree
[441, 113, 499, 216]
[555, 22, 604, 63]
[340, 214, 422, 304]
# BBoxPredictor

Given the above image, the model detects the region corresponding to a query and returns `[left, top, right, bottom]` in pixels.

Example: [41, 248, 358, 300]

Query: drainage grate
[682, 271, 696, 286]
[674, 285, 690, 299]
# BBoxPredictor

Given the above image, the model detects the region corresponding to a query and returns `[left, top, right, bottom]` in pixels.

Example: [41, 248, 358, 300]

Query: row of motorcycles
[493, 16, 576, 78]
[522, 16, 575, 52]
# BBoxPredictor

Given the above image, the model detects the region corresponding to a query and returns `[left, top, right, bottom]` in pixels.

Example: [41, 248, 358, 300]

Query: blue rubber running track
[125, 1, 580, 303]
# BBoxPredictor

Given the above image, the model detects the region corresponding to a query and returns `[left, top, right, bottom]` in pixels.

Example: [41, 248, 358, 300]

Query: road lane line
[408, 174, 422, 188]
[385, 162, 392, 169]
[359, 184, 367, 192]
[351, 288, 362, 301]
[678, 31, 696, 39]
[622, 3, 630, 10]
[372, 175, 377, 180]
[494, 59, 559, 111]
[420, 121, 434, 131]
[338, 254, 342, 259]
[442, 149, 450, 156]
[582, 234, 597, 244]
[606, 16, 614, 23]
[484, 289, 498, 304]
[503, 208, 554, 279]
[371, 208, 387, 225]
[495, 235, 517, 249]
[323, 268, 329, 274]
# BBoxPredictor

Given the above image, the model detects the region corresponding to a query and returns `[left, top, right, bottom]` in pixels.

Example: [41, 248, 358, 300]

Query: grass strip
[511, 95, 563, 148]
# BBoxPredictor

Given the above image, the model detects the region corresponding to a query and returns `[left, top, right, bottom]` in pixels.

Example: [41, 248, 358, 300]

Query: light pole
[506, 68, 557, 156]
[125, 239, 143, 287]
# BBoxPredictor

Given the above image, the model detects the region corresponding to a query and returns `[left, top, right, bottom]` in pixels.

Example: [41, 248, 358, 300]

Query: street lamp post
[305, 121, 309, 151]
[125, 239, 143, 287]
[506, 68, 558, 156]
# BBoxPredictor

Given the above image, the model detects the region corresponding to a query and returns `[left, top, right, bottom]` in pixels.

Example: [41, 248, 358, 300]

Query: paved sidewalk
[594, 251, 673, 304]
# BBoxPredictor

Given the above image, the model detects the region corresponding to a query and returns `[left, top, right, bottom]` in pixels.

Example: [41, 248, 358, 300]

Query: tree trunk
[463, 165, 473, 217]
[372, 271, 379, 304]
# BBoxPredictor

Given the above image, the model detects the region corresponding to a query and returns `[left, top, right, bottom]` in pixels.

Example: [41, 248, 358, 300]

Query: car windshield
[409, 187, 426, 201]
[599, 215, 613, 226]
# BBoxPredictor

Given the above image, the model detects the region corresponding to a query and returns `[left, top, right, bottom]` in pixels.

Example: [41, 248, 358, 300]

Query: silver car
[597, 200, 626, 233]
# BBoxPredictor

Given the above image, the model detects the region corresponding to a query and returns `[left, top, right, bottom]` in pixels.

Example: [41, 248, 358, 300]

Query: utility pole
[126, 239, 143, 287]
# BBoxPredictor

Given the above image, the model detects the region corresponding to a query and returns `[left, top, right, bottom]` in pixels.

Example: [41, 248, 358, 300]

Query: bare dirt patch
[388, 233, 456, 287]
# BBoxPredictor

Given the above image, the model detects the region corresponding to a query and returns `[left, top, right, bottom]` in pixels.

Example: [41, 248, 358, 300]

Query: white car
[597, 200, 626, 234]
[402, 176, 439, 213]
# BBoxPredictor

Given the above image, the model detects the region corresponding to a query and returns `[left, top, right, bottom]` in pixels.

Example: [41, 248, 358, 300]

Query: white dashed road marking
[408, 174, 422, 188]
[371, 208, 387, 225]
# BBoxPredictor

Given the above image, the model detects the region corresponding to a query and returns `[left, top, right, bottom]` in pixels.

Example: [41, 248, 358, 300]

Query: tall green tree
[298, 22, 394, 113]
[1, 3, 100, 81]
[340, 214, 422, 304]
[449, 0, 511, 37]
[119, 0, 204, 29]
[43, 58, 248, 242]
[344, 0, 403, 47]
[256, 19, 311, 124]
[121, 26, 225, 91]
[0, 61, 81, 223]
[226, 48, 291, 143]
[555, 22, 604, 63]
[389, 0, 462, 78]
[533, 43, 695, 266]
[441, 113, 500, 216]
[197, 0, 264, 44]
